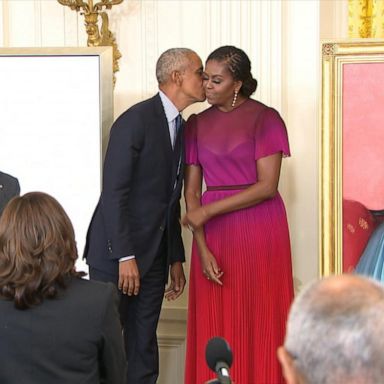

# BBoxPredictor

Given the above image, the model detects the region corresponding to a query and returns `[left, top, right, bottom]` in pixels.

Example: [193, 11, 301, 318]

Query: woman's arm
[184, 165, 223, 285]
[182, 152, 282, 229]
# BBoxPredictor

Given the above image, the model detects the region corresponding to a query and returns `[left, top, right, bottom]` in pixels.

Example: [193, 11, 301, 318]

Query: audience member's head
[0, 191, 84, 309]
[278, 274, 384, 384]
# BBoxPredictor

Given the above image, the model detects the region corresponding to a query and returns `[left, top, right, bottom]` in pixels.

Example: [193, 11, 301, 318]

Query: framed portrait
[320, 40, 384, 276]
[0, 47, 113, 272]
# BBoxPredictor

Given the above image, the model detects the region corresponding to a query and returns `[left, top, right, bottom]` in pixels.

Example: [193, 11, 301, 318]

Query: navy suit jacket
[84, 93, 185, 277]
[0, 278, 126, 384]
[0, 171, 20, 216]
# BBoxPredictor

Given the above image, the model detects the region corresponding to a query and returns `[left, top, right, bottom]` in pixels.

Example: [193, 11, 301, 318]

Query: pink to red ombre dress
[184, 99, 294, 384]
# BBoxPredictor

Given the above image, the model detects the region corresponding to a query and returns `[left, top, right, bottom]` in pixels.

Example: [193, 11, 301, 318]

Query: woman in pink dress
[182, 46, 294, 384]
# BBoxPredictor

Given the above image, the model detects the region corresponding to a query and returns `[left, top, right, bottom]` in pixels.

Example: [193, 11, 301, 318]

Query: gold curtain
[349, 0, 384, 37]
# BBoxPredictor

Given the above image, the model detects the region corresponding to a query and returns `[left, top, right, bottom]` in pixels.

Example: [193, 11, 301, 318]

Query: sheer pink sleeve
[184, 114, 200, 165]
[254, 108, 291, 160]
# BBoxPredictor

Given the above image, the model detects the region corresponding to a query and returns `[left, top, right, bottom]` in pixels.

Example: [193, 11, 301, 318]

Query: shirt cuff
[119, 255, 135, 262]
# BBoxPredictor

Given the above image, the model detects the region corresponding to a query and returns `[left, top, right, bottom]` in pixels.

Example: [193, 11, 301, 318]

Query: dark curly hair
[0, 192, 85, 309]
[206, 45, 258, 97]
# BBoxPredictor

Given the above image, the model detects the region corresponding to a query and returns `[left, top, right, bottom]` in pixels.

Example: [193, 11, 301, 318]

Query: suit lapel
[153, 93, 183, 196]
[170, 121, 184, 195]
[153, 94, 173, 163]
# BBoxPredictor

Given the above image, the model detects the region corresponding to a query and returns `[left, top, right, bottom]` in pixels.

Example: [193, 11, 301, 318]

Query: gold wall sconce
[58, 0, 123, 86]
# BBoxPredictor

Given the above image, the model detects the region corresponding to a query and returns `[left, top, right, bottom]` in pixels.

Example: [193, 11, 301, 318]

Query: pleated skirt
[185, 191, 294, 384]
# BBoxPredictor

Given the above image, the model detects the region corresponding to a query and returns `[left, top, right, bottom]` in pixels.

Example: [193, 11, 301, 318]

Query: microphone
[205, 337, 233, 384]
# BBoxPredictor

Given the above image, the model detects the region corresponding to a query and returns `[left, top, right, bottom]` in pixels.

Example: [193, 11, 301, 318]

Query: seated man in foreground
[278, 274, 384, 384]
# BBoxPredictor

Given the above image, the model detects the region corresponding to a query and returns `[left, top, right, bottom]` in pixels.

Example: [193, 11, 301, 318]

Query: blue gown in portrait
[355, 221, 384, 281]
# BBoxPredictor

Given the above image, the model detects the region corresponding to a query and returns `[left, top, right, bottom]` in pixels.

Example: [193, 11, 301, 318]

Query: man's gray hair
[285, 275, 384, 384]
[156, 48, 196, 84]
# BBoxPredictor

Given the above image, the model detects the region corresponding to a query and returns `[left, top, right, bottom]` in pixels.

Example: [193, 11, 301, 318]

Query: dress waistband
[206, 184, 253, 191]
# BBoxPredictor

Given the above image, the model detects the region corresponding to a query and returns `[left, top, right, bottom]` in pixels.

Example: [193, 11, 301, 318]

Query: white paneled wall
[108, 0, 284, 117]
[0, 0, 348, 381]
[281, 0, 321, 293]
[0, 2, 3, 45]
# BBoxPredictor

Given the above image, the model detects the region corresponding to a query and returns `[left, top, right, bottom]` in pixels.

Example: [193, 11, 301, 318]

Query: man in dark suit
[0, 171, 20, 216]
[84, 48, 205, 384]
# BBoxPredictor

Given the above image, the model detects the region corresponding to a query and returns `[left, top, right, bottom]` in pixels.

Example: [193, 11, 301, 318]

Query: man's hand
[164, 261, 186, 301]
[118, 259, 140, 296]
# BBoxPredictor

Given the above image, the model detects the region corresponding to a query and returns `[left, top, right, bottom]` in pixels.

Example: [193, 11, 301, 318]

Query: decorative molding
[57, 0, 123, 85]
[157, 307, 186, 384]
[158, 334, 185, 345]
[158, 338, 185, 384]
[322, 43, 335, 56]
[159, 307, 187, 322]
[158, 307, 187, 341]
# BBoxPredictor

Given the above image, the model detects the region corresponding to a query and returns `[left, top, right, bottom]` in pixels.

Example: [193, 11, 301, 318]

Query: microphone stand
[215, 362, 232, 384]
[205, 375, 232, 384]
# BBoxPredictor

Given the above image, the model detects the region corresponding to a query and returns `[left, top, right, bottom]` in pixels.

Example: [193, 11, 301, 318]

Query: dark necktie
[173, 114, 182, 148]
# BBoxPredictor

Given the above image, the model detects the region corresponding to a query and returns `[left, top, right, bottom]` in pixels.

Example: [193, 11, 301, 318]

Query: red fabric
[343, 199, 377, 271]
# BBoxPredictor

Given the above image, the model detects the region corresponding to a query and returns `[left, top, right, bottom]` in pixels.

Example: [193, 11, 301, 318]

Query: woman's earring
[231, 90, 238, 108]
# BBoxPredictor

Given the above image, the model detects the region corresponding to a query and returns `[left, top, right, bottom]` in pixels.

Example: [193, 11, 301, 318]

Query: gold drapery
[349, 0, 384, 37]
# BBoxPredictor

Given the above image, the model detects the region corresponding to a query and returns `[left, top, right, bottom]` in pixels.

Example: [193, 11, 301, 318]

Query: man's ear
[277, 346, 301, 384]
[171, 70, 182, 86]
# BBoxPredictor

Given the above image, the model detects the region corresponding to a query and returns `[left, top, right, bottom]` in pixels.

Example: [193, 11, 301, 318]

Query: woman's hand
[200, 249, 224, 285]
[181, 206, 210, 231]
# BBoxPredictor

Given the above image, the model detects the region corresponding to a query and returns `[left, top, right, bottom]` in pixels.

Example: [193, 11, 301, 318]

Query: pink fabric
[184, 99, 294, 384]
[185, 99, 290, 187]
[343, 63, 384, 210]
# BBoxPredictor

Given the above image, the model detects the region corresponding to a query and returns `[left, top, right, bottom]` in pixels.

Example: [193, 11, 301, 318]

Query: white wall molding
[140, 0, 158, 98]
[320, 0, 348, 39]
[281, 0, 321, 288]
[158, 307, 187, 384]
[158, 335, 186, 384]
[33, 0, 42, 46]
[1, 0, 8, 46]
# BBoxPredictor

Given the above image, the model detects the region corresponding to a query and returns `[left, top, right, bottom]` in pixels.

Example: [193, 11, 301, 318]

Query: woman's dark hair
[206, 45, 258, 97]
[0, 192, 85, 309]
